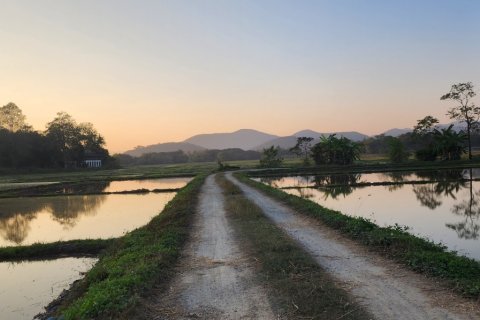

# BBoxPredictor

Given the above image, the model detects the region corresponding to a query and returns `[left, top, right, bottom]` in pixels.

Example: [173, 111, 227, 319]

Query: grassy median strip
[0, 239, 114, 262]
[44, 174, 206, 320]
[217, 174, 371, 320]
[237, 173, 480, 299]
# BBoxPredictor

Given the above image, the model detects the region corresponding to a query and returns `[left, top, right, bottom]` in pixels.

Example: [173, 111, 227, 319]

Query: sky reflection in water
[0, 257, 97, 320]
[0, 193, 175, 246]
[255, 169, 480, 260]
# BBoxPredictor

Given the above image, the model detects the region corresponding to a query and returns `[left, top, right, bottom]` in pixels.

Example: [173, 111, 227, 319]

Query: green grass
[237, 173, 480, 299]
[217, 174, 371, 319]
[0, 239, 114, 262]
[46, 174, 206, 320]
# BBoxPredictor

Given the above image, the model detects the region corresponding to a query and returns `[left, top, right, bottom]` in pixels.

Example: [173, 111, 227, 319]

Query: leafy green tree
[45, 112, 108, 167]
[441, 82, 478, 160]
[290, 137, 314, 165]
[260, 146, 283, 167]
[388, 137, 409, 163]
[412, 116, 439, 161]
[0, 102, 31, 132]
[311, 135, 360, 165]
[432, 125, 466, 160]
[413, 115, 439, 136]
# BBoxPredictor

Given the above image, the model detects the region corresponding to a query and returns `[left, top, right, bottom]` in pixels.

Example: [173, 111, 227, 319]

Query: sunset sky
[1, 0, 479, 153]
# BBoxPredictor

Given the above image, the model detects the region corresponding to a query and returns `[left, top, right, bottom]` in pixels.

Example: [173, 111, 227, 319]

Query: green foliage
[413, 115, 439, 136]
[415, 147, 438, 161]
[56, 175, 206, 319]
[0, 104, 111, 169]
[432, 125, 467, 160]
[441, 82, 478, 160]
[0, 102, 31, 132]
[239, 173, 480, 299]
[311, 134, 361, 165]
[46, 112, 109, 168]
[259, 146, 283, 167]
[388, 137, 409, 163]
[290, 137, 314, 165]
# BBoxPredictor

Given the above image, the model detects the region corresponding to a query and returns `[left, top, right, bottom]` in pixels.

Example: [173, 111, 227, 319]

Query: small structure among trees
[0, 103, 110, 169]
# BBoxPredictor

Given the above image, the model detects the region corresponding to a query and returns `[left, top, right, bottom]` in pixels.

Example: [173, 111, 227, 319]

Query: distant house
[83, 152, 104, 168]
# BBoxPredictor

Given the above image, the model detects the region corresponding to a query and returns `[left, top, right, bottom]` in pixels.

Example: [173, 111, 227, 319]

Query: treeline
[0, 103, 111, 169]
[115, 148, 260, 166]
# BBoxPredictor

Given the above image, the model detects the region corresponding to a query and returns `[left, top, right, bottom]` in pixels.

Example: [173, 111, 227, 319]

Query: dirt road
[146, 174, 274, 319]
[226, 173, 480, 320]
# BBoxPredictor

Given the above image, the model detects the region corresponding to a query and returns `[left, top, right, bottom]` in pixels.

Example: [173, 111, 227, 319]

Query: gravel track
[227, 172, 480, 320]
[147, 174, 274, 319]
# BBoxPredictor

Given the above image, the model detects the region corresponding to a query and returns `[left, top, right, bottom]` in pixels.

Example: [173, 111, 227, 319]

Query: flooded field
[103, 177, 192, 192]
[254, 169, 480, 260]
[0, 257, 97, 320]
[0, 192, 175, 247]
[0, 177, 190, 319]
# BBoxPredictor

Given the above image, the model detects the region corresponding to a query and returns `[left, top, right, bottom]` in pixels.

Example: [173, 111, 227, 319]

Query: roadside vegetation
[40, 174, 206, 320]
[237, 173, 480, 299]
[217, 174, 371, 319]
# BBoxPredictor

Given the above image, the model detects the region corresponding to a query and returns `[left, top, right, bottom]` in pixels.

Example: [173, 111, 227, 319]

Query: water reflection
[0, 257, 96, 320]
[2, 177, 192, 196]
[0, 193, 175, 246]
[255, 168, 480, 260]
[0, 196, 106, 243]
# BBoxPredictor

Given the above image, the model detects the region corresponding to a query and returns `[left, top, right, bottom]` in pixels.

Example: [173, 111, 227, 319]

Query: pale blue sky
[0, 0, 478, 152]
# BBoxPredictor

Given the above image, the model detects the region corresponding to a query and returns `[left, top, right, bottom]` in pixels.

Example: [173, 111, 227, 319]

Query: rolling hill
[183, 129, 279, 150]
[124, 142, 205, 157]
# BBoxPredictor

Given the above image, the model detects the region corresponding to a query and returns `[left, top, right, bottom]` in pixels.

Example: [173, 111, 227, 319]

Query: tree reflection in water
[0, 195, 106, 244]
[314, 174, 361, 200]
[447, 169, 480, 239]
[411, 169, 479, 240]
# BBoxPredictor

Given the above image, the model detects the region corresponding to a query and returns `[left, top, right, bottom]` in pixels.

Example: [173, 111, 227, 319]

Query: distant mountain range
[184, 129, 278, 150]
[123, 126, 450, 156]
[124, 142, 205, 157]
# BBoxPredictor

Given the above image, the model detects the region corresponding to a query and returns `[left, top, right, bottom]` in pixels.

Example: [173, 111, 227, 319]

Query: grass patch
[216, 174, 371, 319]
[45, 174, 206, 320]
[237, 173, 480, 299]
[0, 239, 113, 262]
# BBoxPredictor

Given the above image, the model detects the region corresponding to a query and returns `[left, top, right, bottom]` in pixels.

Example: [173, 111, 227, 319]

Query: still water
[0, 193, 175, 247]
[0, 257, 97, 320]
[254, 169, 480, 260]
[103, 177, 192, 192]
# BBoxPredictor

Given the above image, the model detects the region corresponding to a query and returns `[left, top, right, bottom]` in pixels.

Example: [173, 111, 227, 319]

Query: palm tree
[432, 125, 467, 160]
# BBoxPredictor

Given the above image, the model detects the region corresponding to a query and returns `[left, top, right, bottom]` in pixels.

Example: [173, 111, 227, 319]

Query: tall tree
[413, 115, 439, 136]
[45, 112, 109, 167]
[432, 125, 467, 161]
[290, 137, 314, 165]
[441, 82, 478, 160]
[388, 137, 409, 163]
[260, 146, 283, 168]
[0, 102, 31, 132]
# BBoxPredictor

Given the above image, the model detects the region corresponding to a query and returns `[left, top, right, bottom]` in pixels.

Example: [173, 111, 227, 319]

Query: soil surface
[226, 173, 480, 320]
[143, 174, 275, 319]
